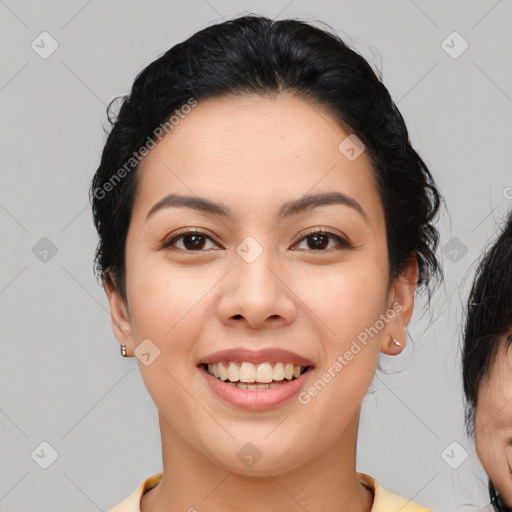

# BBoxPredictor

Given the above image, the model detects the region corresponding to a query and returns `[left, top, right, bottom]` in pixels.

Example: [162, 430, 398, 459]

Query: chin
[204, 444, 308, 478]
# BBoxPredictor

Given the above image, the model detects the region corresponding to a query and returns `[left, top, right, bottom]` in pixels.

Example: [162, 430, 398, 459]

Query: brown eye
[163, 230, 218, 251]
[162, 228, 351, 253]
[293, 229, 351, 251]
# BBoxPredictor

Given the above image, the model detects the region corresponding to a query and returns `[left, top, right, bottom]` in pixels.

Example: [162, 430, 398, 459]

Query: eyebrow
[145, 191, 367, 222]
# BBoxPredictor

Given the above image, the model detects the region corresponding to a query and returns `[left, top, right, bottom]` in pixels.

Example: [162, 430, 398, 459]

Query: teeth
[273, 362, 284, 380]
[218, 362, 228, 381]
[256, 362, 274, 383]
[227, 382, 287, 390]
[284, 363, 294, 380]
[205, 361, 307, 383]
[239, 362, 256, 383]
[227, 362, 239, 382]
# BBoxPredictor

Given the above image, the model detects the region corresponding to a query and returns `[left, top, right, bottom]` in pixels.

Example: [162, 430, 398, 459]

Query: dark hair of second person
[463, 210, 512, 511]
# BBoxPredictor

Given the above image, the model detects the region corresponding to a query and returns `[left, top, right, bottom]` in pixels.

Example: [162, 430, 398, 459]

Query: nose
[217, 248, 297, 330]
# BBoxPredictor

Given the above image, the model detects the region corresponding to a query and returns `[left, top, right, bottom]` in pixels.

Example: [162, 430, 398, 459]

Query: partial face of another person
[106, 93, 416, 476]
[475, 336, 512, 507]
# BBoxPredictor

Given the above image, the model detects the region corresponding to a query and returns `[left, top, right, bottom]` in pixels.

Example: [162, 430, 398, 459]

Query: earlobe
[103, 270, 133, 356]
[382, 336, 404, 356]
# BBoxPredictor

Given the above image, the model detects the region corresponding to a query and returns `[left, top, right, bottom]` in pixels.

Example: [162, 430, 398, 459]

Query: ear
[104, 270, 133, 356]
[380, 254, 419, 356]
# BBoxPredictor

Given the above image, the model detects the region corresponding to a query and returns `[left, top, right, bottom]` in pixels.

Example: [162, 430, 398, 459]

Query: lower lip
[199, 365, 313, 411]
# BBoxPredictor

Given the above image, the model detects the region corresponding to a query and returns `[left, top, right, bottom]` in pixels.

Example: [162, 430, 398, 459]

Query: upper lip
[198, 348, 315, 367]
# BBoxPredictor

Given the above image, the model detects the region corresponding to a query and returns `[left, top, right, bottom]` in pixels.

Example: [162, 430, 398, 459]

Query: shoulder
[107, 472, 163, 512]
[357, 472, 432, 512]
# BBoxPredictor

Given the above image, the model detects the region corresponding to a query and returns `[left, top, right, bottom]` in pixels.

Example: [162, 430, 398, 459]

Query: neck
[142, 409, 373, 512]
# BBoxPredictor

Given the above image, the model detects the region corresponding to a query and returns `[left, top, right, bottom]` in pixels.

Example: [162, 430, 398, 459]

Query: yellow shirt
[108, 472, 432, 512]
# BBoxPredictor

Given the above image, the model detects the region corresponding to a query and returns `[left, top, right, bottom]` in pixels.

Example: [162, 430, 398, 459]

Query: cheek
[124, 260, 216, 412]
[126, 265, 211, 406]
[476, 433, 495, 469]
[292, 258, 390, 412]
[297, 250, 390, 343]
[126, 247, 208, 337]
[475, 419, 503, 485]
[477, 435, 512, 506]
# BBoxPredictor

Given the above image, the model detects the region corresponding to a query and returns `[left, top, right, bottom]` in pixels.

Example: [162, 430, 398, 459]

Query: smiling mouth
[199, 362, 312, 390]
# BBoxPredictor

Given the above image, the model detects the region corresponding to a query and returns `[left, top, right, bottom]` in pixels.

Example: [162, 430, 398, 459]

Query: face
[106, 93, 416, 476]
[475, 337, 512, 507]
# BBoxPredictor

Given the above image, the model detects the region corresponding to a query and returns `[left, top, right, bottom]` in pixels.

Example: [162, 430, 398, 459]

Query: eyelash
[161, 228, 351, 252]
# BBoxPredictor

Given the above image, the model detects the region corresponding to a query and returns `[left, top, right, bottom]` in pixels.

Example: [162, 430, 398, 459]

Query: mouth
[198, 361, 314, 410]
[198, 361, 313, 390]
[196, 347, 316, 410]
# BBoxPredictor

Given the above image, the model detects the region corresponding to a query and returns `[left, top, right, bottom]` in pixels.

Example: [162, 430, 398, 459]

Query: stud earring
[120, 341, 127, 357]
[392, 338, 401, 346]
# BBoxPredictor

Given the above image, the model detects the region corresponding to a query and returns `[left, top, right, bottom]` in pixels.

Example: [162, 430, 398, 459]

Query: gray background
[0, 0, 511, 510]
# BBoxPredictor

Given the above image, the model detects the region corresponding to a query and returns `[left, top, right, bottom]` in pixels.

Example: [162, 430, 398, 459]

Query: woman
[90, 15, 442, 512]
[462, 210, 512, 511]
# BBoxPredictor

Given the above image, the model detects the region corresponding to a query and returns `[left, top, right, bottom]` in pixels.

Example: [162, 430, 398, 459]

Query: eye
[162, 228, 351, 252]
[162, 229, 219, 251]
[293, 229, 351, 251]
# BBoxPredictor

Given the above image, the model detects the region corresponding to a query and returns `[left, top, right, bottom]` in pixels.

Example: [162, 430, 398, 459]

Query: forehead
[134, 93, 382, 220]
